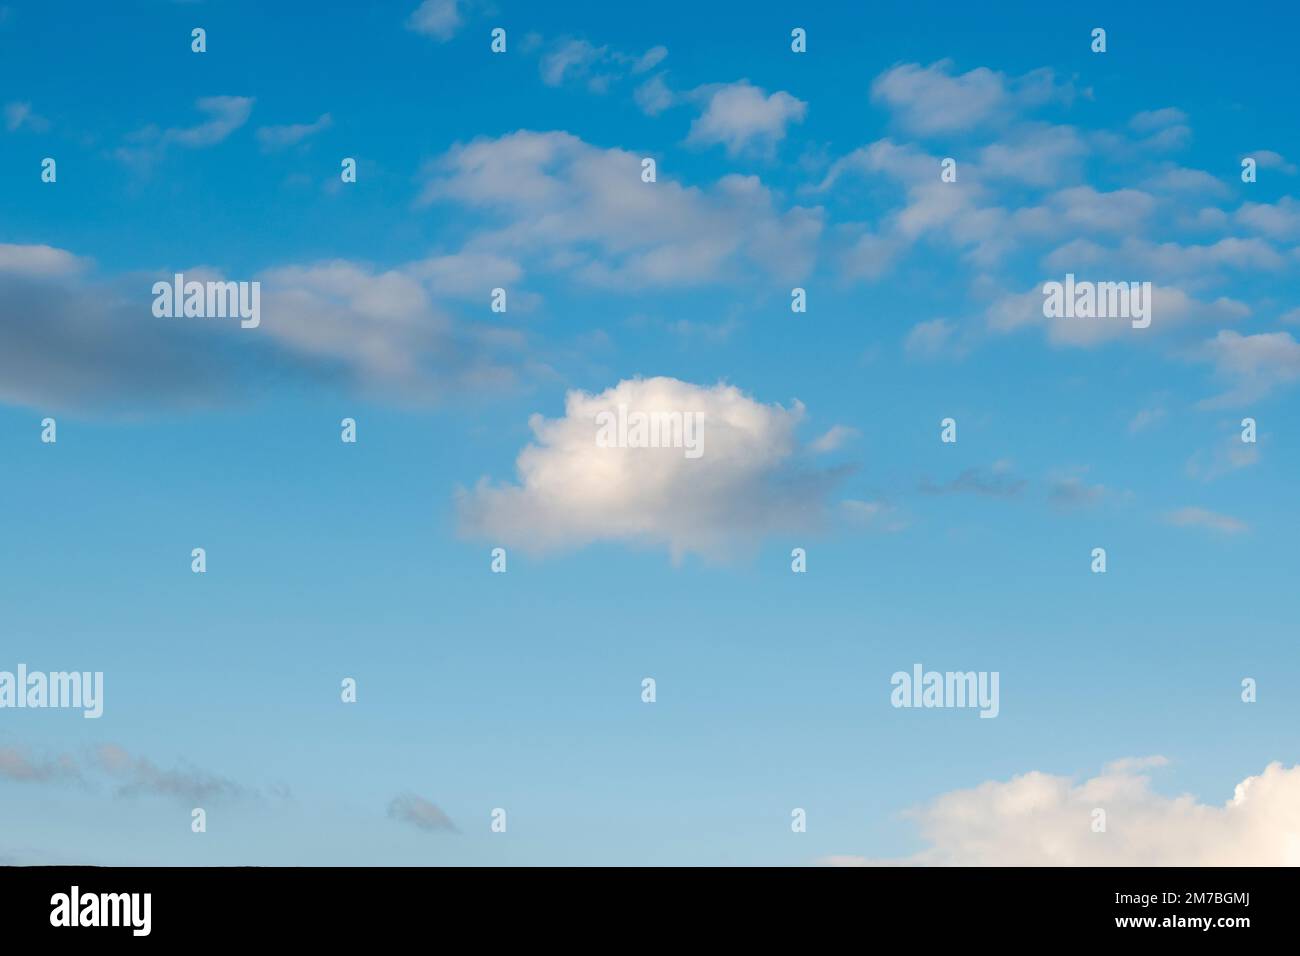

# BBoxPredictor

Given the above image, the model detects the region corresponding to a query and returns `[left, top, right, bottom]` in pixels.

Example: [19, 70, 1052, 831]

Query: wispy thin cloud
[1164, 506, 1248, 534]
[257, 112, 333, 151]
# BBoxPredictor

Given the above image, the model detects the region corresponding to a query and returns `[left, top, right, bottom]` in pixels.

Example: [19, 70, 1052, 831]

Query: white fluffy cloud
[1233, 197, 1300, 240]
[0, 242, 85, 277]
[686, 81, 807, 156]
[827, 759, 1300, 865]
[458, 377, 852, 560]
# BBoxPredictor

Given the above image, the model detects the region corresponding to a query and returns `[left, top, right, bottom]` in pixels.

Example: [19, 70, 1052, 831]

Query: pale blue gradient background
[1, 0, 1297, 864]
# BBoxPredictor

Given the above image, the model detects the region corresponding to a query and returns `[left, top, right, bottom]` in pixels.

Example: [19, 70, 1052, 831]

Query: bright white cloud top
[458, 376, 854, 560]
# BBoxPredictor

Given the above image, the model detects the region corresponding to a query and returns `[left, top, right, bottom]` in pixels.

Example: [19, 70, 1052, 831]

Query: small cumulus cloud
[457, 377, 854, 561]
[406, 0, 463, 41]
[685, 81, 807, 157]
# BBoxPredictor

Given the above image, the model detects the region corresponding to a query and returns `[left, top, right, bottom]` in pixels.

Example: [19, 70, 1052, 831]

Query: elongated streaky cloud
[258, 112, 333, 150]
[870, 60, 1071, 135]
[95, 744, 248, 804]
[115, 96, 254, 169]
[1164, 506, 1249, 535]
[0, 747, 81, 784]
[163, 96, 254, 148]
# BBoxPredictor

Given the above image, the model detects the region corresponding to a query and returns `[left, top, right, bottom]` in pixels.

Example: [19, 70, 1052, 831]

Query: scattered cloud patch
[870, 60, 1071, 135]
[3, 100, 49, 133]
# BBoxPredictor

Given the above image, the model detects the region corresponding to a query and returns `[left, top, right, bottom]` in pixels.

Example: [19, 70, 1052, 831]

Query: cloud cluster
[538, 37, 666, 92]
[870, 60, 1072, 135]
[418, 130, 822, 287]
[804, 58, 1300, 410]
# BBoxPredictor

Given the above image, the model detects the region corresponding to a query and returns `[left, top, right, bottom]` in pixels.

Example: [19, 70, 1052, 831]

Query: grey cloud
[387, 793, 458, 832]
[95, 744, 248, 805]
[0, 746, 82, 784]
[919, 467, 1026, 499]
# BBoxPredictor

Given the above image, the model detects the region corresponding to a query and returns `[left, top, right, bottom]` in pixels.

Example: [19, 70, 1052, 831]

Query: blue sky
[2, 0, 1299, 865]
